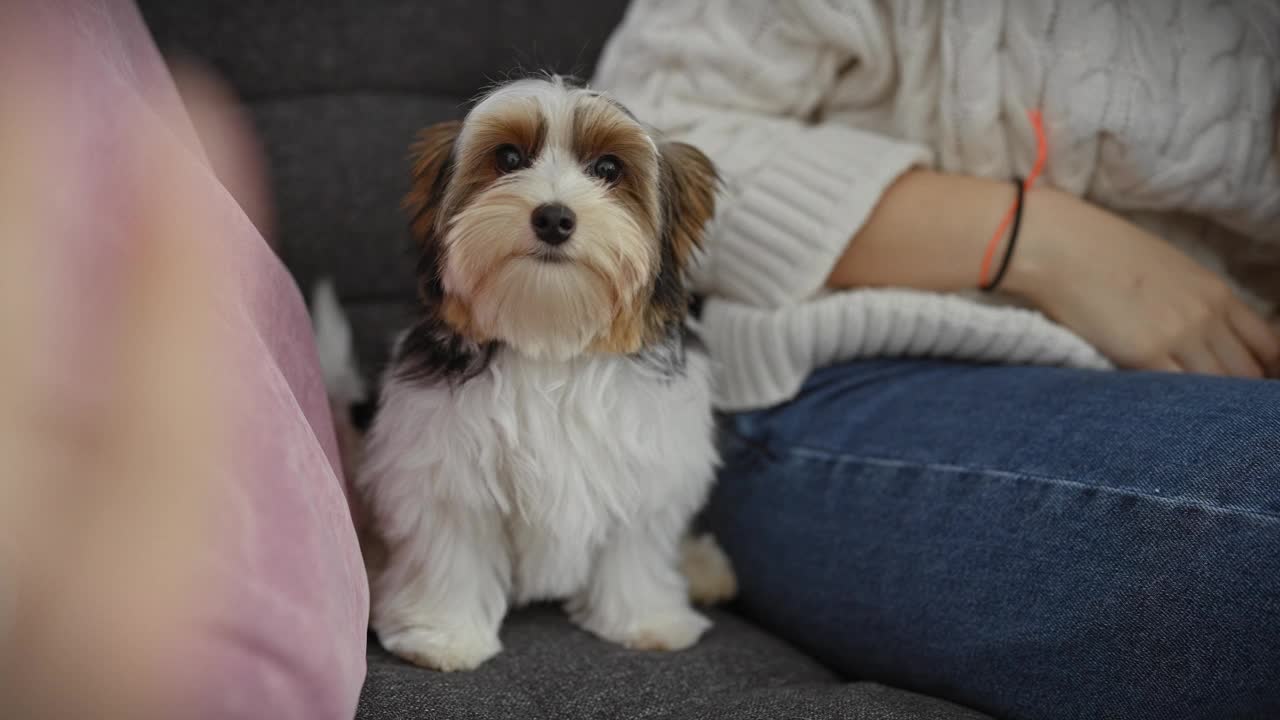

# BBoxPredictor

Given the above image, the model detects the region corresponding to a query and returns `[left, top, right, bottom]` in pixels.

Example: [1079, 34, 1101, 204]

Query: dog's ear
[609, 140, 716, 351]
[658, 141, 718, 268]
[404, 120, 462, 307]
[404, 119, 463, 244]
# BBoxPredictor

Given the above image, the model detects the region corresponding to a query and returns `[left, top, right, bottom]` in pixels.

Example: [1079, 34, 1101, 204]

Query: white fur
[360, 346, 718, 670]
[310, 278, 367, 406]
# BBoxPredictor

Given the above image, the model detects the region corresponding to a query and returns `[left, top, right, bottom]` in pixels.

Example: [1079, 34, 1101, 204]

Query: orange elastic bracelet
[980, 177, 1026, 291]
[978, 109, 1047, 291]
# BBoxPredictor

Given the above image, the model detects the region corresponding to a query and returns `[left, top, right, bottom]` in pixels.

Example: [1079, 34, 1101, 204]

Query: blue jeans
[708, 360, 1280, 720]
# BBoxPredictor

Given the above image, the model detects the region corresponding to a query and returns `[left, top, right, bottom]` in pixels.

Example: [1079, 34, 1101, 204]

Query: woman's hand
[1005, 188, 1280, 378]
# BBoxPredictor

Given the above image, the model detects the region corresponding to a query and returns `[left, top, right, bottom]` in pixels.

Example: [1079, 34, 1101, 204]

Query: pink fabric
[3, 1, 368, 717]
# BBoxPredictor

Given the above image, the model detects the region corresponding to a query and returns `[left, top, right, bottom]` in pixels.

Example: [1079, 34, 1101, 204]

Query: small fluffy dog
[316, 76, 735, 672]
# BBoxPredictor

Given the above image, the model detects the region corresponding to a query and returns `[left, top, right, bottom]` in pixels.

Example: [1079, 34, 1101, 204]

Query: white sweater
[594, 0, 1280, 411]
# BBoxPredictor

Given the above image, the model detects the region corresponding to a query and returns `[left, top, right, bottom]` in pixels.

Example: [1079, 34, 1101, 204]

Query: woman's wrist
[829, 171, 1035, 293]
[1000, 186, 1064, 307]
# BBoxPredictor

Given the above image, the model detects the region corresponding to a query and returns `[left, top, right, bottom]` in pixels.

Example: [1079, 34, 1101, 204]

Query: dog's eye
[589, 155, 622, 184]
[495, 144, 525, 174]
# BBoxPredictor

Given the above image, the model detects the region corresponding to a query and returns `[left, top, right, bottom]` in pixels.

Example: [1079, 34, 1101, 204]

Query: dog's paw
[680, 533, 737, 606]
[577, 606, 712, 652]
[622, 607, 712, 651]
[378, 625, 501, 672]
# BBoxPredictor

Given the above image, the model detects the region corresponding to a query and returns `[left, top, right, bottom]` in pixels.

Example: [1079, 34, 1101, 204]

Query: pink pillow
[7, 0, 369, 716]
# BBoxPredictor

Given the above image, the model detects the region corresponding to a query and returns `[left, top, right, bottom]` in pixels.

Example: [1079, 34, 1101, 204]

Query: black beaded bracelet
[980, 176, 1026, 293]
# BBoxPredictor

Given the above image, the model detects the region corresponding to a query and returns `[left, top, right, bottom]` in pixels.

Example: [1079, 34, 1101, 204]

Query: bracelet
[979, 109, 1047, 291]
[979, 176, 1025, 292]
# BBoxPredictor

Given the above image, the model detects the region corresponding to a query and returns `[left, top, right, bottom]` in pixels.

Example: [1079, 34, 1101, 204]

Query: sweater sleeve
[593, 0, 932, 308]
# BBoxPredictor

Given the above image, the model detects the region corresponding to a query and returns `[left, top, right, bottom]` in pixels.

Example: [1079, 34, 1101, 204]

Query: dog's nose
[530, 203, 576, 245]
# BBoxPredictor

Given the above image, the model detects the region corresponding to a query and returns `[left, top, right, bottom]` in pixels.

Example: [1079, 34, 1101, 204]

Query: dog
[314, 76, 735, 672]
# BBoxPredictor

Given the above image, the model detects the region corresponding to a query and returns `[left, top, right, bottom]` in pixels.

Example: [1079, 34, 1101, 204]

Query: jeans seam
[784, 445, 1280, 524]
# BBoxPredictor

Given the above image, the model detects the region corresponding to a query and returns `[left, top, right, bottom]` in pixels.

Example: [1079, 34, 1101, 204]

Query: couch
[138, 2, 989, 718]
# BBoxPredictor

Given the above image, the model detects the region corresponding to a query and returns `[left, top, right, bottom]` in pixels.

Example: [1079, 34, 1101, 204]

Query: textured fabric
[140, 0, 632, 102]
[709, 358, 1280, 720]
[10, 1, 369, 717]
[358, 606, 990, 720]
[594, 0, 1280, 411]
[694, 289, 1104, 416]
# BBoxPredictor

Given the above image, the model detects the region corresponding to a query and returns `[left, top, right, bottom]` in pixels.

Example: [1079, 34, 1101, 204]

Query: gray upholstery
[139, 2, 988, 718]
[358, 606, 987, 720]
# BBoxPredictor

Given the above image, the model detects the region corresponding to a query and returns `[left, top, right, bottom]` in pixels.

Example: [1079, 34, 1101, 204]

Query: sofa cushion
[358, 606, 990, 720]
[139, 0, 632, 101]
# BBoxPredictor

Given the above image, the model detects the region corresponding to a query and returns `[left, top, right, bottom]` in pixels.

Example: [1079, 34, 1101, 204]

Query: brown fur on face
[404, 120, 464, 312]
[466, 100, 548, 169]
[405, 120, 462, 244]
[441, 102, 551, 241]
[591, 141, 717, 354]
[572, 103, 662, 239]
[404, 109, 558, 321]
[403, 79, 717, 360]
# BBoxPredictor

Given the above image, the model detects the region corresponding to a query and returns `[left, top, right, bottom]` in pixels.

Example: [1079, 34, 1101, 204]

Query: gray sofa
[139, 3, 988, 718]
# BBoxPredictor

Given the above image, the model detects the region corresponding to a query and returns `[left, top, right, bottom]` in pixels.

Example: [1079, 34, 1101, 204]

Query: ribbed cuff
[700, 290, 1111, 412]
[709, 124, 930, 307]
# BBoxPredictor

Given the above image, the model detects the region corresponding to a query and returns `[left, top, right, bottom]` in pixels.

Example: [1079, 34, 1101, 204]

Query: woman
[595, 2, 1280, 719]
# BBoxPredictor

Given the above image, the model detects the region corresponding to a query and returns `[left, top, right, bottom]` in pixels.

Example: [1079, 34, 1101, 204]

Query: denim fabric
[708, 360, 1280, 720]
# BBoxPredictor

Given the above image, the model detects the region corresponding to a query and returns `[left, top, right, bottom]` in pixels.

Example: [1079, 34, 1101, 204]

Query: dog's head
[404, 76, 716, 361]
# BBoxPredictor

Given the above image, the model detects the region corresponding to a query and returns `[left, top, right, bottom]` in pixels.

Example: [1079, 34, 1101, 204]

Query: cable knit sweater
[594, 0, 1280, 411]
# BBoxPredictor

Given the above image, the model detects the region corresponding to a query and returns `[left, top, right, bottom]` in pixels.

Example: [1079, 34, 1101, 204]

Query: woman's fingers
[1173, 339, 1227, 377]
[1145, 355, 1184, 374]
[1208, 320, 1265, 379]
[1227, 302, 1280, 376]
